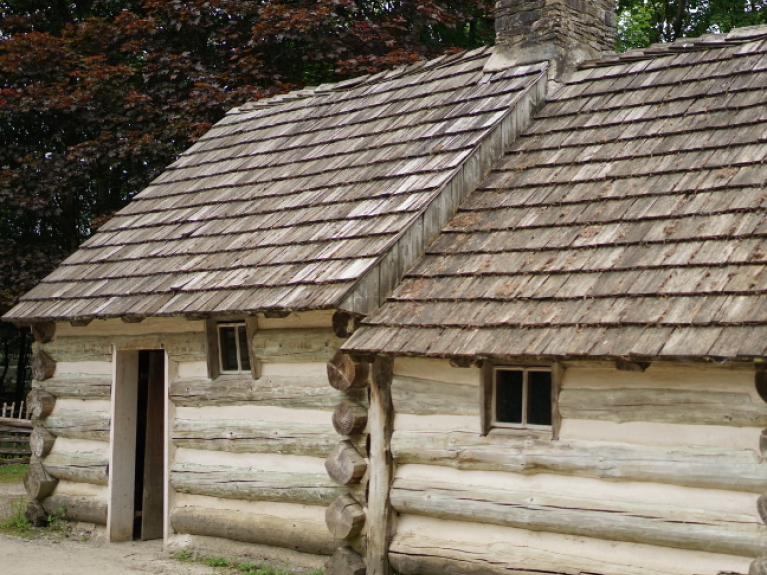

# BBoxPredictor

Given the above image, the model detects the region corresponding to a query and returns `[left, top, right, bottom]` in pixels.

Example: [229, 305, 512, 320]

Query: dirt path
[0, 535, 222, 575]
[0, 479, 219, 575]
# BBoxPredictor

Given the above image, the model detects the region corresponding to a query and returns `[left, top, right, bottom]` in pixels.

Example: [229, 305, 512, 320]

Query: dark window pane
[528, 371, 552, 426]
[238, 325, 251, 371]
[219, 327, 238, 371]
[496, 370, 523, 424]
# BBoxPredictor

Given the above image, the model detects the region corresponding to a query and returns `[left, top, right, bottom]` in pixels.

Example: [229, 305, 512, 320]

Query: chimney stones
[486, 0, 616, 80]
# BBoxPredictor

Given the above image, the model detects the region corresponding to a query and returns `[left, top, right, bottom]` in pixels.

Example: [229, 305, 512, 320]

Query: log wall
[387, 357, 767, 575]
[167, 312, 359, 559]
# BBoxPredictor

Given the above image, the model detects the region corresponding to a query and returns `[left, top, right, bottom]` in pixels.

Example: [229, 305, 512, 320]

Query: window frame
[481, 361, 562, 438]
[491, 366, 552, 429]
[217, 322, 250, 374]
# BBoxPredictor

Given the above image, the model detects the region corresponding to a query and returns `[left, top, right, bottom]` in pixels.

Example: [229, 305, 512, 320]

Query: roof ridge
[580, 23, 767, 69]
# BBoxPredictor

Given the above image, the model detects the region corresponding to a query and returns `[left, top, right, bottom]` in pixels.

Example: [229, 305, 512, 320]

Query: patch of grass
[0, 463, 27, 484]
[0, 498, 71, 539]
[171, 550, 316, 575]
[0, 497, 33, 535]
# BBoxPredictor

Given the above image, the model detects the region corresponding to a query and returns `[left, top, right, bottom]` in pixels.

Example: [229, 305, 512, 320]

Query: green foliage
[0, 0, 495, 328]
[0, 497, 32, 534]
[0, 462, 27, 483]
[617, 0, 767, 51]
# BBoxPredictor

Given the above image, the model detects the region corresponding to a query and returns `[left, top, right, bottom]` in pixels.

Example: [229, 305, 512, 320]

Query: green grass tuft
[0, 497, 33, 535]
[0, 463, 27, 484]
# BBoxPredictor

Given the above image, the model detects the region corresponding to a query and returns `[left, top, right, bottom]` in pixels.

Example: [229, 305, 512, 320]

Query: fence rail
[0, 401, 33, 464]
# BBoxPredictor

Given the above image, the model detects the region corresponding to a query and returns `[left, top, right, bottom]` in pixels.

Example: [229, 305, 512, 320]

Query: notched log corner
[328, 350, 369, 392]
[333, 401, 368, 436]
[326, 440, 367, 485]
[24, 460, 58, 501]
[27, 388, 56, 420]
[31, 322, 56, 344]
[325, 546, 366, 575]
[326, 494, 366, 540]
[333, 311, 364, 339]
[615, 358, 651, 373]
[31, 350, 56, 382]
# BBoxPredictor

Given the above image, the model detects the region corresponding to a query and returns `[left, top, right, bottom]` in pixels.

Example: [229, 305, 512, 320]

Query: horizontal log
[173, 419, 366, 457]
[39, 332, 205, 362]
[35, 376, 111, 400]
[390, 533, 676, 575]
[391, 430, 767, 493]
[391, 479, 767, 557]
[170, 464, 365, 506]
[42, 451, 108, 486]
[42, 410, 111, 441]
[42, 493, 107, 525]
[0, 418, 33, 429]
[171, 505, 338, 556]
[392, 376, 478, 416]
[252, 329, 345, 363]
[560, 387, 767, 427]
[0, 448, 31, 456]
[170, 376, 366, 410]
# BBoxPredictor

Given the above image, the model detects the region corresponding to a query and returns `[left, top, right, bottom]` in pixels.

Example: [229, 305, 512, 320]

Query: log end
[328, 351, 369, 392]
[325, 546, 366, 575]
[326, 440, 367, 486]
[325, 494, 365, 540]
[332, 401, 368, 436]
[751, 554, 767, 575]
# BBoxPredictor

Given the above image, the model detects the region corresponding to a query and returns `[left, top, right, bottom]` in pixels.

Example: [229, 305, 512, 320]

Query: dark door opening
[133, 350, 165, 540]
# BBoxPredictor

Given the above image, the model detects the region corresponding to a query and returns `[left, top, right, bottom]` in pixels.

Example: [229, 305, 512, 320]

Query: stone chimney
[486, 0, 617, 79]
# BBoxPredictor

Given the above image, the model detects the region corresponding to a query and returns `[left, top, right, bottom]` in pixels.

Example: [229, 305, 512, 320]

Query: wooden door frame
[107, 347, 168, 542]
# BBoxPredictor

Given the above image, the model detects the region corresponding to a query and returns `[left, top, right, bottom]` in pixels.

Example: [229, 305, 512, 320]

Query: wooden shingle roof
[4, 48, 548, 322]
[347, 25, 767, 361]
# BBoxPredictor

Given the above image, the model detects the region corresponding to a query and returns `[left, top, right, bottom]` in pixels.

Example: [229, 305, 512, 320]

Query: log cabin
[5, 1, 767, 574]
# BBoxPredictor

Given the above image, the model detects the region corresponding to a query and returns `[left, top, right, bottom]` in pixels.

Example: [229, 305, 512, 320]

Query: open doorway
[109, 349, 165, 542]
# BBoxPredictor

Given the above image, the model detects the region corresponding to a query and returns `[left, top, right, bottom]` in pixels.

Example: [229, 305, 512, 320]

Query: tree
[0, 1, 494, 402]
[617, 0, 767, 51]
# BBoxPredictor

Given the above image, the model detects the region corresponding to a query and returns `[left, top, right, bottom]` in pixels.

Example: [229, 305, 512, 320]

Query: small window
[493, 367, 552, 428]
[218, 323, 251, 374]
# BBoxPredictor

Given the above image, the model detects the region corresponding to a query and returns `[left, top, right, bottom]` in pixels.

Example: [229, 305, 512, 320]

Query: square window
[218, 323, 250, 374]
[492, 367, 553, 428]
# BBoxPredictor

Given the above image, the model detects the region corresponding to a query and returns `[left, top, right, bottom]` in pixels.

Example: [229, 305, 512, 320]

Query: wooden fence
[0, 401, 32, 464]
